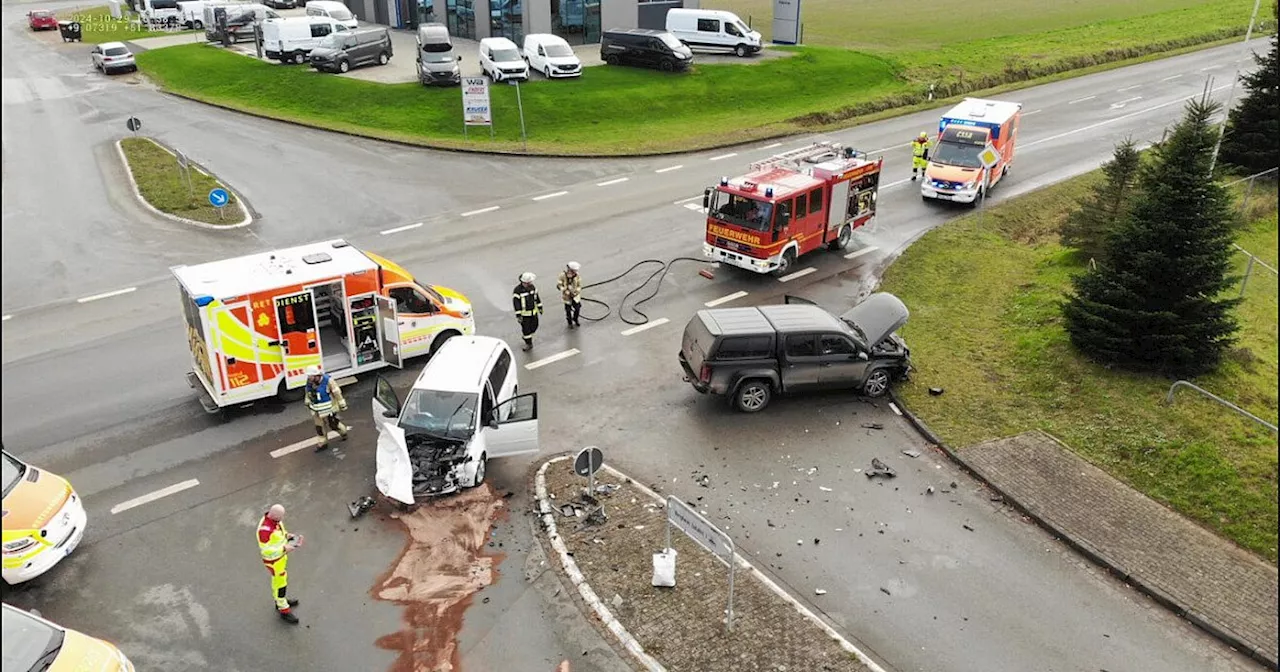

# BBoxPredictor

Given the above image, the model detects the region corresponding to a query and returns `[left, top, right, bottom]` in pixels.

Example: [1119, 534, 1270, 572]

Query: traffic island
[117, 136, 251, 228]
[535, 456, 882, 672]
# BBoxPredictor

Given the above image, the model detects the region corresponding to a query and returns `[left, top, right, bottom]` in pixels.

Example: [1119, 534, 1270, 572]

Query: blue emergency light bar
[939, 117, 1002, 139]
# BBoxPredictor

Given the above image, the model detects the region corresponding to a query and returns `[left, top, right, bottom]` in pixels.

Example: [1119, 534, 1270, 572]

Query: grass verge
[878, 172, 1279, 562]
[61, 5, 198, 44]
[120, 137, 242, 225]
[136, 1, 1259, 154]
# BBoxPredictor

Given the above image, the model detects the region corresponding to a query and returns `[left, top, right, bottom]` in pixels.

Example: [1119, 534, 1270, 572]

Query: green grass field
[120, 137, 241, 225]
[879, 172, 1279, 562]
[135, 0, 1257, 153]
[61, 5, 197, 44]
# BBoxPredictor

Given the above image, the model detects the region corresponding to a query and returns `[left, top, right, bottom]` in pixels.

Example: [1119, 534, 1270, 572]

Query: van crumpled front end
[407, 435, 469, 498]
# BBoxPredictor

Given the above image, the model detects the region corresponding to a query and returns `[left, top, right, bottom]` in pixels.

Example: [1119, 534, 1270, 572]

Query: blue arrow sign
[208, 188, 229, 208]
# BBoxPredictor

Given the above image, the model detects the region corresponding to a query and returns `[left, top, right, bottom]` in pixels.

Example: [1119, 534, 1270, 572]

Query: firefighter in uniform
[305, 365, 348, 451]
[557, 262, 583, 328]
[911, 131, 931, 180]
[258, 504, 303, 624]
[512, 272, 544, 351]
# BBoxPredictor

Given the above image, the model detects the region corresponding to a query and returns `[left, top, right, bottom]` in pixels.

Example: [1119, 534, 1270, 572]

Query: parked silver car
[91, 42, 136, 74]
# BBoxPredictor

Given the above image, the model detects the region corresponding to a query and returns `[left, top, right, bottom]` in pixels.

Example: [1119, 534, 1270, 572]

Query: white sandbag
[651, 548, 677, 587]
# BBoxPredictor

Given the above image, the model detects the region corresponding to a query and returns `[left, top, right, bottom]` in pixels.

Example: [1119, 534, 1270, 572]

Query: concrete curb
[888, 391, 1279, 671]
[534, 456, 890, 672]
[115, 137, 253, 230]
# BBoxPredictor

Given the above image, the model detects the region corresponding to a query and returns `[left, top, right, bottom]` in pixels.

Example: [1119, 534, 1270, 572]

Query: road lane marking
[673, 195, 703, 205]
[380, 222, 423, 235]
[868, 142, 910, 154]
[655, 165, 683, 173]
[709, 152, 738, 161]
[621, 318, 670, 336]
[111, 479, 200, 514]
[1161, 74, 1182, 81]
[889, 402, 903, 416]
[684, 203, 706, 212]
[596, 177, 629, 186]
[461, 206, 499, 217]
[705, 291, 748, 307]
[844, 246, 879, 261]
[1024, 83, 1230, 149]
[1200, 65, 1221, 71]
[525, 348, 580, 370]
[882, 178, 911, 190]
[1, 315, 10, 321]
[778, 267, 816, 283]
[1109, 96, 1143, 109]
[270, 432, 344, 458]
[760, 142, 782, 150]
[1117, 84, 1142, 92]
[77, 287, 137, 303]
[1068, 95, 1096, 104]
[1023, 109, 1042, 116]
[532, 190, 569, 201]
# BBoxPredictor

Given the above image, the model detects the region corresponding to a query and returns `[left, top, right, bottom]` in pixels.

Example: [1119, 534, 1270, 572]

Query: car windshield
[659, 33, 683, 49]
[491, 48, 520, 62]
[423, 51, 455, 62]
[544, 43, 574, 58]
[709, 190, 773, 232]
[931, 141, 983, 169]
[1, 607, 64, 672]
[105, 47, 130, 56]
[32, 10, 53, 17]
[329, 7, 353, 20]
[422, 41, 452, 53]
[2, 451, 24, 498]
[399, 389, 477, 441]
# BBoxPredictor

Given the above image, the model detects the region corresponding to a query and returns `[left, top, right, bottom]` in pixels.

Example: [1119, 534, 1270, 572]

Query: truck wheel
[604, 54, 618, 65]
[276, 379, 305, 403]
[659, 59, 675, 72]
[293, 52, 306, 65]
[862, 369, 891, 398]
[378, 51, 389, 65]
[828, 224, 852, 251]
[772, 249, 796, 277]
[734, 380, 772, 413]
[734, 44, 749, 58]
[338, 59, 350, 73]
[473, 454, 487, 487]
[193, 20, 203, 29]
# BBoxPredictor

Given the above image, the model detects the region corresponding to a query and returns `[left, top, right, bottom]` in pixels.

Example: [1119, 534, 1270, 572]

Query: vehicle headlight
[963, 180, 978, 189]
[3, 537, 38, 555]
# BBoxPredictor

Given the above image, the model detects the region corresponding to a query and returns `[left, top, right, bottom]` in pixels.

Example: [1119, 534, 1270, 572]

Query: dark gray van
[417, 23, 461, 86]
[309, 26, 392, 73]
[600, 28, 693, 72]
[678, 294, 912, 412]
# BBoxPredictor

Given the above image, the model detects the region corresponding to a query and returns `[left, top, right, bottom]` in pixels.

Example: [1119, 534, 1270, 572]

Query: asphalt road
[1, 6, 1269, 669]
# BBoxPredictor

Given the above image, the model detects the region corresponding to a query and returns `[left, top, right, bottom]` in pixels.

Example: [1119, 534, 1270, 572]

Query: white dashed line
[270, 432, 344, 458]
[1200, 65, 1221, 71]
[1068, 95, 1096, 105]
[461, 206, 500, 217]
[705, 291, 748, 307]
[673, 195, 703, 205]
[1117, 84, 1142, 92]
[597, 177, 629, 187]
[620, 318, 670, 336]
[760, 142, 782, 150]
[868, 142, 911, 154]
[77, 287, 137, 303]
[380, 222, 423, 235]
[778, 267, 816, 283]
[844, 246, 879, 261]
[1022, 109, 1042, 116]
[655, 165, 684, 173]
[110, 479, 200, 515]
[882, 178, 911, 190]
[533, 191, 569, 201]
[2, 315, 10, 322]
[1023, 83, 1230, 149]
[525, 348, 581, 370]
[1109, 96, 1143, 109]
[709, 152, 738, 161]
[684, 203, 706, 212]
[889, 402, 903, 417]
[1161, 74, 1182, 81]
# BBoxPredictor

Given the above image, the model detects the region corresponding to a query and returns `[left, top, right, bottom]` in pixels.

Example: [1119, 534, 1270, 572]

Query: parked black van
[600, 28, 693, 72]
[310, 26, 393, 73]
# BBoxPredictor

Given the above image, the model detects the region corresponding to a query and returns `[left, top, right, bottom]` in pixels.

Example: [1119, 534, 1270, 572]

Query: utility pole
[1208, 0, 1263, 175]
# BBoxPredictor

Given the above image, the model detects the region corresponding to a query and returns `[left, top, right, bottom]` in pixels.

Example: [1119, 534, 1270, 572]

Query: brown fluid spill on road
[373, 484, 507, 672]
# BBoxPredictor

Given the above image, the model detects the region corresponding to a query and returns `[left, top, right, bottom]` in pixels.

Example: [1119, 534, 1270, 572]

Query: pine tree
[1061, 99, 1241, 376]
[1219, 9, 1279, 174]
[1060, 139, 1141, 263]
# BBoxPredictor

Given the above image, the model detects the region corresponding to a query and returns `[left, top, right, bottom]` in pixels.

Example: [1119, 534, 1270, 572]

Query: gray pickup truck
[678, 294, 912, 412]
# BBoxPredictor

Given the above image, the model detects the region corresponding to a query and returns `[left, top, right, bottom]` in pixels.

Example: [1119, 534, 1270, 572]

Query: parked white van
[478, 36, 528, 81]
[175, 0, 211, 28]
[373, 336, 540, 503]
[203, 2, 278, 42]
[665, 8, 762, 57]
[139, 0, 183, 27]
[305, 0, 358, 30]
[523, 33, 581, 78]
[263, 16, 348, 63]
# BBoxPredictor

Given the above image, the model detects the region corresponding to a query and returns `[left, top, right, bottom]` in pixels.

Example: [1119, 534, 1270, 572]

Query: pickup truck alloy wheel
[735, 380, 771, 412]
[862, 369, 890, 398]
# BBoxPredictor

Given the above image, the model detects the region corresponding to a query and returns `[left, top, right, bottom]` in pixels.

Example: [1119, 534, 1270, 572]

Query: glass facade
[490, 0, 523, 43]
[551, 0, 598, 45]
[446, 0, 475, 38]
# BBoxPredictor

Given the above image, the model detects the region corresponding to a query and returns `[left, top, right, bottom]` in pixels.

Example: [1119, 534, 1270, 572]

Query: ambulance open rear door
[376, 295, 404, 368]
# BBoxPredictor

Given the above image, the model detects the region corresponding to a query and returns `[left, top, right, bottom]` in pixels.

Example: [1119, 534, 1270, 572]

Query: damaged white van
[373, 336, 540, 504]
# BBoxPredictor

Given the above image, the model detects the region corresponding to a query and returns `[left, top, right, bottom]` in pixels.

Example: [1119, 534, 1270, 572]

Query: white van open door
[483, 392, 539, 458]
[375, 295, 403, 368]
[372, 376, 414, 504]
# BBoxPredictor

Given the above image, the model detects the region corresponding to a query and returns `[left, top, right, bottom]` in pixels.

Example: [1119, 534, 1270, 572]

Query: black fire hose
[572, 257, 716, 326]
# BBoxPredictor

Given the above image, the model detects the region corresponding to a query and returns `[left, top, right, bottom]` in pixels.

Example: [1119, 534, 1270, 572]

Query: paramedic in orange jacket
[258, 504, 303, 624]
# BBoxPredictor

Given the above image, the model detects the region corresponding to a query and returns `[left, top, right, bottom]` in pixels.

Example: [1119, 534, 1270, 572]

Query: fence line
[1164, 381, 1278, 434]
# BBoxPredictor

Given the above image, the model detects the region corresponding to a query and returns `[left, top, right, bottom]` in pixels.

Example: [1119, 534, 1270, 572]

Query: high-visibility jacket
[305, 374, 343, 415]
[257, 514, 289, 565]
[512, 284, 543, 318]
[912, 138, 930, 159]
[556, 272, 582, 304]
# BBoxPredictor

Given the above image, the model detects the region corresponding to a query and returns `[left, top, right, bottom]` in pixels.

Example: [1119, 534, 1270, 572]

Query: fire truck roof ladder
[749, 141, 845, 172]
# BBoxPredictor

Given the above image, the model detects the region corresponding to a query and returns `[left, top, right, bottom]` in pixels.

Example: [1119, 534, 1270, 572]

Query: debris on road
[866, 458, 897, 479]
[880, 587, 892, 596]
[815, 589, 828, 596]
[902, 449, 922, 458]
[963, 524, 976, 532]
[926, 486, 935, 495]
[860, 423, 884, 430]
[819, 486, 833, 492]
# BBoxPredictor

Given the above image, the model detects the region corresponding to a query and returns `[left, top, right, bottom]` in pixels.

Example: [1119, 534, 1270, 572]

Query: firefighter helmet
[520, 272, 536, 283]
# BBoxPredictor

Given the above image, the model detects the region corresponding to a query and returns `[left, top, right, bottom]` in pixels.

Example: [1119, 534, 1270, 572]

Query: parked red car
[28, 9, 59, 30]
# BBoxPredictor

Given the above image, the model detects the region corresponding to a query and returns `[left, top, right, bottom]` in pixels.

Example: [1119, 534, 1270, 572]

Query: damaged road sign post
[665, 495, 737, 631]
[574, 446, 606, 523]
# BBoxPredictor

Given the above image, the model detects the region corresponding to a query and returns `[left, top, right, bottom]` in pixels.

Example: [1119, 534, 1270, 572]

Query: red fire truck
[700, 142, 883, 276]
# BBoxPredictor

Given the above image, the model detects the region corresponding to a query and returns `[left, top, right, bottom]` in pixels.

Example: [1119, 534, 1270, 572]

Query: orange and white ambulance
[170, 239, 476, 412]
[2, 603, 134, 672]
[2, 448, 87, 585]
[921, 97, 1022, 204]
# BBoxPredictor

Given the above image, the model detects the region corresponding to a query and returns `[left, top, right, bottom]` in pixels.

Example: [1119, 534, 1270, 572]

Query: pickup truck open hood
[840, 293, 909, 348]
